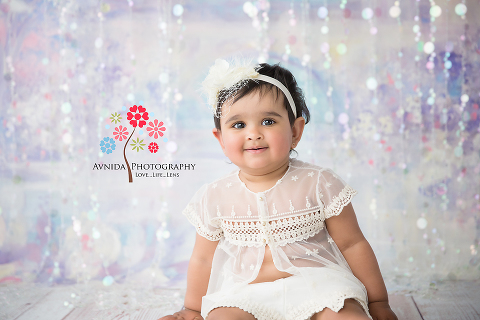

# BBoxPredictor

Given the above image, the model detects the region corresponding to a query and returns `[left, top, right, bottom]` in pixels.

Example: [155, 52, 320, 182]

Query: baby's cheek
[225, 135, 244, 151]
[272, 135, 292, 152]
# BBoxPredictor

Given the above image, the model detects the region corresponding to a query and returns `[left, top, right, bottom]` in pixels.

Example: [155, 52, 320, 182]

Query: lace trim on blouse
[183, 203, 223, 241]
[221, 209, 325, 248]
[219, 185, 356, 247]
[183, 184, 357, 245]
[324, 185, 357, 219]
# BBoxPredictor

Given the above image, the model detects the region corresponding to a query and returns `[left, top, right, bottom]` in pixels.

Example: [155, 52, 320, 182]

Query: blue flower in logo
[100, 137, 116, 154]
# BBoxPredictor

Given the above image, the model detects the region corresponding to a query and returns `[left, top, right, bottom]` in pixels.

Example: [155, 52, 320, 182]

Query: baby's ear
[212, 128, 225, 151]
[292, 116, 306, 143]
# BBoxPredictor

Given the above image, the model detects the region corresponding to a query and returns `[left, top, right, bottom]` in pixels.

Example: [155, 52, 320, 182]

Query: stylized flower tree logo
[100, 104, 167, 183]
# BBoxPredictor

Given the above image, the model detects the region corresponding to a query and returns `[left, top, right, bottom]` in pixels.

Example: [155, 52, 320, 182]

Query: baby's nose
[247, 127, 263, 140]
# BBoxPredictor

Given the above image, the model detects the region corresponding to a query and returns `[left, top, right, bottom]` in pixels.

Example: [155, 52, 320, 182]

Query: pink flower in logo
[146, 119, 166, 139]
[127, 105, 149, 128]
[148, 142, 159, 153]
[113, 125, 129, 141]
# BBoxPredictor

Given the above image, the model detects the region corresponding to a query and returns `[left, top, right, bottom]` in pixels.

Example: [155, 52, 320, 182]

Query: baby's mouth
[245, 147, 267, 152]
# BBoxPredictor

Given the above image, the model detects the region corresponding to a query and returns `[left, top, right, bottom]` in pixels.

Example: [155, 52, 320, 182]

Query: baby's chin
[238, 160, 289, 175]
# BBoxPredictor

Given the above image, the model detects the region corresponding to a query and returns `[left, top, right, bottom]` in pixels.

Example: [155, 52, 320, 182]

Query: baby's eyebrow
[262, 111, 283, 118]
[224, 114, 241, 125]
[224, 111, 283, 125]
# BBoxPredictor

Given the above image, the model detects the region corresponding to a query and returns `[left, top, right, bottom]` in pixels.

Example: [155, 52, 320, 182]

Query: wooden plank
[412, 280, 480, 320]
[121, 308, 178, 320]
[14, 286, 76, 320]
[61, 304, 121, 320]
[0, 284, 52, 320]
[65, 304, 182, 320]
[11, 282, 479, 320]
[388, 294, 423, 320]
[63, 287, 184, 320]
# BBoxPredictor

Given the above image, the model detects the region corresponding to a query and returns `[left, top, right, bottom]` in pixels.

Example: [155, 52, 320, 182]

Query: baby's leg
[312, 299, 370, 320]
[207, 307, 257, 320]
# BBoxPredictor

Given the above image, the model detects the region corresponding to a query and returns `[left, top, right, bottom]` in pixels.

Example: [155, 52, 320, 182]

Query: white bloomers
[203, 266, 372, 320]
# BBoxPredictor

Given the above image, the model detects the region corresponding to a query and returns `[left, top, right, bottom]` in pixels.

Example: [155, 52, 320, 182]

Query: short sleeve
[316, 168, 357, 219]
[182, 184, 223, 241]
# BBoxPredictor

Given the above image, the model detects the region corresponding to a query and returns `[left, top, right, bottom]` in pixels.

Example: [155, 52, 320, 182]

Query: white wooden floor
[1, 280, 479, 320]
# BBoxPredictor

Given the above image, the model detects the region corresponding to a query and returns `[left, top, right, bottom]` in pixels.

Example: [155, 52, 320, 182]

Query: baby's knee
[340, 315, 370, 320]
[312, 312, 369, 320]
[312, 299, 370, 320]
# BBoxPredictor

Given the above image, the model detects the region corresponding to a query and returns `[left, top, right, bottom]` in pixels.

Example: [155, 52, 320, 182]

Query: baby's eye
[262, 119, 275, 126]
[232, 122, 245, 129]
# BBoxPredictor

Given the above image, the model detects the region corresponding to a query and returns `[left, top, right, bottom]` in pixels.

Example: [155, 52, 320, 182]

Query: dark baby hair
[214, 63, 310, 130]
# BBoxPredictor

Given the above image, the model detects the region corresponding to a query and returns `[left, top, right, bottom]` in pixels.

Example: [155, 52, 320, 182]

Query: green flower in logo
[110, 112, 122, 124]
[130, 137, 146, 152]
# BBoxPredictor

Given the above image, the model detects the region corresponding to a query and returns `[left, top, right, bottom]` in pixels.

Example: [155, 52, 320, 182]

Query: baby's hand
[368, 301, 398, 320]
[158, 309, 203, 320]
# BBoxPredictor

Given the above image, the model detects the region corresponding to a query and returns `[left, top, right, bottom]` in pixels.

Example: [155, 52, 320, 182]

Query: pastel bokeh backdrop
[0, 0, 479, 301]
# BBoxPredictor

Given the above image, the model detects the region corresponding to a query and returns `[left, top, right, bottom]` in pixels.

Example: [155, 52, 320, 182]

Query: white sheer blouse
[183, 159, 367, 316]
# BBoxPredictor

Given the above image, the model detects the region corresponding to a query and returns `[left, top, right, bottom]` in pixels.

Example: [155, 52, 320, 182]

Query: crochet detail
[207, 289, 371, 320]
[324, 185, 357, 219]
[208, 298, 284, 320]
[183, 204, 223, 241]
[221, 210, 325, 247]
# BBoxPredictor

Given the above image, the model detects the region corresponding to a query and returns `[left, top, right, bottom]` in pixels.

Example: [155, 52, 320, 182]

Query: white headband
[256, 74, 297, 118]
[202, 59, 297, 118]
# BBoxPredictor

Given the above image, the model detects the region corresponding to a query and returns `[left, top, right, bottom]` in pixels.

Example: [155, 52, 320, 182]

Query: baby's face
[212, 90, 294, 175]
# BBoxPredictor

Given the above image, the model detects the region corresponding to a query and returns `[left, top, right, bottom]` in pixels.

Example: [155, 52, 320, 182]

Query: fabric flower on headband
[202, 59, 260, 114]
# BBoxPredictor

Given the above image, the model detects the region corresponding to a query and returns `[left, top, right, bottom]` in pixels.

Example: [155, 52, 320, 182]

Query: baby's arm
[159, 233, 219, 320]
[325, 203, 397, 320]
[184, 233, 219, 311]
